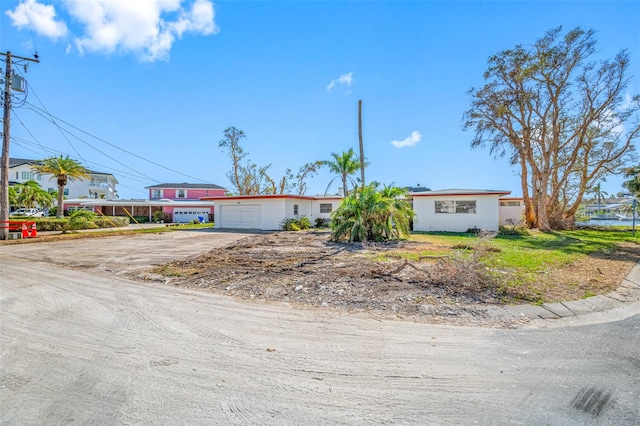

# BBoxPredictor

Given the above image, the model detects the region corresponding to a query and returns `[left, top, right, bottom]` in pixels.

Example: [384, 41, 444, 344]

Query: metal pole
[1, 52, 12, 240]
[633, 198, 636, 236]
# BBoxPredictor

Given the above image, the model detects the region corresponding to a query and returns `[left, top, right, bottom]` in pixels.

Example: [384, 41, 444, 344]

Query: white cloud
[6, 0, 218, 62]
[327, 72, 353, 91]
[621, 93, 633, 110]
[391, 131, 422, 148]
[5, 0, 68, 40]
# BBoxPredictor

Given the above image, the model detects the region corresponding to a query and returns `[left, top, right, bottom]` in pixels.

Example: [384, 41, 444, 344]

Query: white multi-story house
[8, 157, 119, 201]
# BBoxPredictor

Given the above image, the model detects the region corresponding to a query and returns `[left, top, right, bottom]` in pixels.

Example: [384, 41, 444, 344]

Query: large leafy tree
[14, 180, 53, 210]
[322, 148, 362, 197]
[31, 156, 90, 218]
[622, 165, 640, 197]
[464, 27, 640, 230]
[330, 183, 413, 243]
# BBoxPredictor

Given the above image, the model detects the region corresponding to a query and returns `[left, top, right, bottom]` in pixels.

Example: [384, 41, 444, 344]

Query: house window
[434, 201, 455, 214]
[319, 203, 332, 213]
[152, 189, 162, 198]
[21, 171, 34, 180]
[15, 172, 19, 179]
[48, 188, 55, 193]
[435, 200, 476, 214]
[176, 189, 186, 198]
[293, 204, 299, 216]
[500, 201, 521, 207]
[63, 189, 69, 196]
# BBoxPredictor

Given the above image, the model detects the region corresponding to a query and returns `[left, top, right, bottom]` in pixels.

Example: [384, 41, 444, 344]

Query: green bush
[297, 215, 311, 230]
[130, 215, 150, 224]
[280, 216, 311, 231]
[153, 211, 165, 222]
[314, 217, 330, 228]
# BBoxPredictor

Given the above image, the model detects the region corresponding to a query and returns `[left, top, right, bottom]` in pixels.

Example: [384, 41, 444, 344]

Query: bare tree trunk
[358, 100, 365, 190]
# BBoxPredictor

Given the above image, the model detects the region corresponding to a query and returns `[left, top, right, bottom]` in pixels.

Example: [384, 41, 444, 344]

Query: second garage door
[220, 204, 261, 229]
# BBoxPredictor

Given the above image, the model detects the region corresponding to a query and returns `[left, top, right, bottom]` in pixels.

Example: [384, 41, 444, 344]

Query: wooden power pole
[358, 100, 365, 190]
[1, 51, 39, 240]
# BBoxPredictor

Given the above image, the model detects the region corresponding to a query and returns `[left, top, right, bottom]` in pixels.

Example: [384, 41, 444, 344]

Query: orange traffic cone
[30, 222, 37, 238]
[21, 223, 29, 238]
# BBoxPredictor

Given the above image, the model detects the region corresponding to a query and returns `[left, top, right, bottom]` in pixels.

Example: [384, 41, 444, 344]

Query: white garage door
[220, 204, 261, 229]
[173, 208, 211, 223]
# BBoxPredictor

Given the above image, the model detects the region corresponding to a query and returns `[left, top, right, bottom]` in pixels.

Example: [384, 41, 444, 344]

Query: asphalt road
[1, 230, 639, 425]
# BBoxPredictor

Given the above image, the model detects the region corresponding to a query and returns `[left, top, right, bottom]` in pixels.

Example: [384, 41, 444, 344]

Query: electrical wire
[24, 100, 210, 184]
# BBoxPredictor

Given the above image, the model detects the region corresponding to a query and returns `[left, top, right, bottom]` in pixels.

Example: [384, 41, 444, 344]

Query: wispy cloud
[391, 131, 422, 148]
[327, 72, 353, 91]
[6, 0, 219, 62]
[6, 0, 68, 40]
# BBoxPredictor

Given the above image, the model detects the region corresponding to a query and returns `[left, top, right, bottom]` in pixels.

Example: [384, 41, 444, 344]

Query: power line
[26, 83, 85, 161]
[24, 100, 211, 183]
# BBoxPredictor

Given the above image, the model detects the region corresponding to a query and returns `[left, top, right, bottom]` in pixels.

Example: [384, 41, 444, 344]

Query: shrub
[153, 211, 165, 222]
[314, 217, 330, 228]
[297, 215, 311, 230]
[280, 216, 311, 231]
[331, 183, 413, 243]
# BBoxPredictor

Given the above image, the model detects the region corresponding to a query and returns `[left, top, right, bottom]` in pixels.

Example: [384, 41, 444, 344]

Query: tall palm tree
[15, 180, 53, 209]
[322, 148, 362, 197]
[31, 156, 90, 218]
[588, 182, 608, 216]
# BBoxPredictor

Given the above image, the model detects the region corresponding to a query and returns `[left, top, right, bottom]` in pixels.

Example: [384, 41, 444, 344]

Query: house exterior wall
[412, 194, 501, 232]
[285, 199, 312, 218]
[499, 198, 525, 225]
[311, 199, 341, 220]
[215, 198, 286, 230]
[149, 188, 226, 200]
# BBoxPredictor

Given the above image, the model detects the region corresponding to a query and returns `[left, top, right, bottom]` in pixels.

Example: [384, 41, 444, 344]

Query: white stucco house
[202, 189, 515, 233]
[498, 197, 525, 225]
[200, 194, 343, 230]
[411, 189, 511, 232]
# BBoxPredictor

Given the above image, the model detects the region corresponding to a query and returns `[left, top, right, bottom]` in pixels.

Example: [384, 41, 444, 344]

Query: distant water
[577, 219, 639, 227]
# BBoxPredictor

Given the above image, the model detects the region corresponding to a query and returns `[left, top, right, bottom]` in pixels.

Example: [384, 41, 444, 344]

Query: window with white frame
[293, 204, 299, 216]
[435, 200, 476, 214]
[21, 171, 34, 180]
[176, 189, 186, 198]
[500, 200, 521, 207]
[152, 189, 162, 198]
[319, 203, 332, 213]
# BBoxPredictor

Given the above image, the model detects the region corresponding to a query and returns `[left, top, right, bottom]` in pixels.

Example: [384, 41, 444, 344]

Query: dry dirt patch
[143, 231, 639, 328]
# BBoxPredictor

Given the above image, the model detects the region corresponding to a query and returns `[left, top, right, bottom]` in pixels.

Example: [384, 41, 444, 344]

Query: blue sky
[2, 0, 639, 199]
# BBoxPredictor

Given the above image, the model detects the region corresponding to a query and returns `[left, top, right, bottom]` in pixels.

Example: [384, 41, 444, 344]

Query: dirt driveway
[1, 229, 639, 424]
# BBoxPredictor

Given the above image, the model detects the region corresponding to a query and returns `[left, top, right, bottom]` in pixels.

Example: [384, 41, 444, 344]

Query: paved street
[1, 230, 639, 425]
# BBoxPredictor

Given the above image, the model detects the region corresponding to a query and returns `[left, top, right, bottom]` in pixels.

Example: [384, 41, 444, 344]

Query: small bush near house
[130, 215, 150, 224]
[153, 211, 165, 222]
[280, 216, 311, 231]
[314, 217, 330, 228]
[68, 210, 98, 230]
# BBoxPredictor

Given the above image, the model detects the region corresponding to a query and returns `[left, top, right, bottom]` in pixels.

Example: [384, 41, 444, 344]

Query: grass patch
[408, 228, 640, 304]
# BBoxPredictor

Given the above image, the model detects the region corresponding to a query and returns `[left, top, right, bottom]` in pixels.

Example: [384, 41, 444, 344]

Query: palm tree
[322, 148, 362, 197]
[330, 183, 413, 243]
[588, 182, 608, 216]
[15, 180, 53, 210]
[31, 156, 90, 218]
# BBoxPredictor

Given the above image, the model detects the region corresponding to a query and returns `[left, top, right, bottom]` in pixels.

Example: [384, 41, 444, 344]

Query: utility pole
[358, 100, 365, 190]
[1, 51, 39, 240]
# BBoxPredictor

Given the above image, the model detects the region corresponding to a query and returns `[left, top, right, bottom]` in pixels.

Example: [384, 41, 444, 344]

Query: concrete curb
[485, 262, 640, 327]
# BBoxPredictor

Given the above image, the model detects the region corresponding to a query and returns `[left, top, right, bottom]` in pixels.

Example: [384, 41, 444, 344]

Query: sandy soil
[140, 230, 639, 328]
